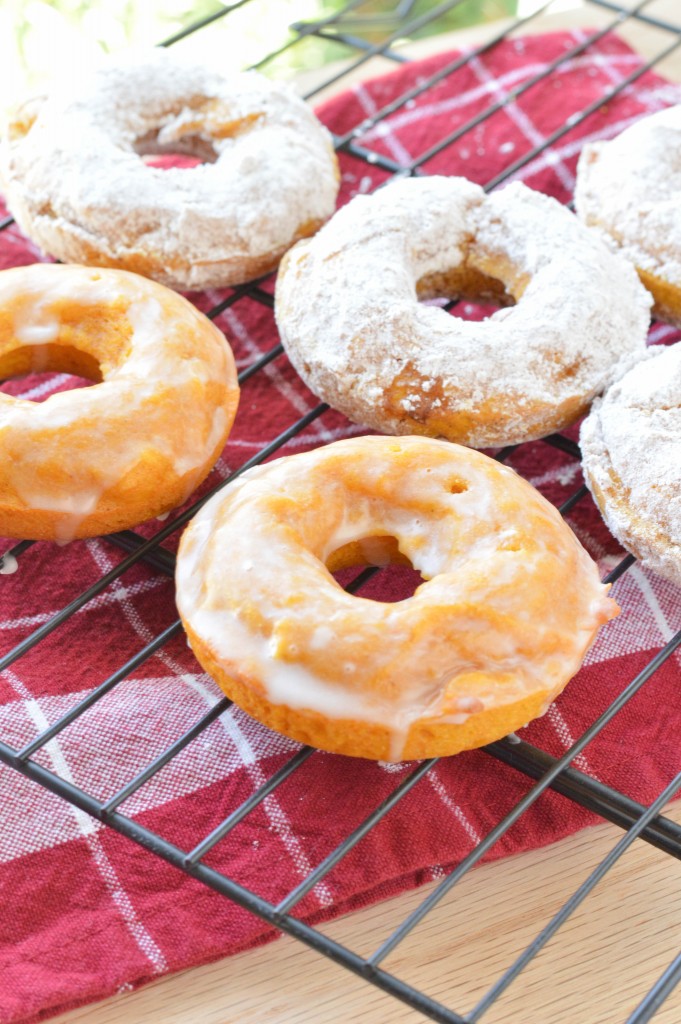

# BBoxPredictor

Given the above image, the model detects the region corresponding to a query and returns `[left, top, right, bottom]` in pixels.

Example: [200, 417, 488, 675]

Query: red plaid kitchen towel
[1, 29, 681, 1024]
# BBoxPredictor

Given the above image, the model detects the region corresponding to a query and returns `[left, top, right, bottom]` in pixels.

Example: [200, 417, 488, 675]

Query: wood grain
[53, 803, 681, 1024]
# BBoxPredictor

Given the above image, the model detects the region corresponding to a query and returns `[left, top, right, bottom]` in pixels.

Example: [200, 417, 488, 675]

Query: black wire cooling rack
[1, 1, 681, 1022]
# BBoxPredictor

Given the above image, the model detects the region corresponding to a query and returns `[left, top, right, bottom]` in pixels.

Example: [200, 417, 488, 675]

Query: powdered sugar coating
[0, 49, 339, 290]
[580, 343, 681, 588]
[275, 176, 651, 448]
[575, 106, 681, 324]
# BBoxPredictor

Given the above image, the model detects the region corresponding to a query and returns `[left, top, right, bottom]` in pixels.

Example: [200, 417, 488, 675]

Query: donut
[575, 105, 681, 327]
[274, 176, 651, 449]
[581, 343, 681, 588]
[0, 50, 340, 291]
[176, 435, 619, 761]
[0, 263, 239, 542]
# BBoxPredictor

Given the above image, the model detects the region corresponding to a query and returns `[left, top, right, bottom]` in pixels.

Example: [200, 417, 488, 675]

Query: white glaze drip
[0, 264, 238, 540]
[176, 436, 618, 758]
[13, 321, 60, 345]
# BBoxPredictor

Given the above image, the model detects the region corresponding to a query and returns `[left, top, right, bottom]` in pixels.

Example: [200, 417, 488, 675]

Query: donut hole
[141, 153, 207, 170]
[326, 534, 424, 603]
[134, 128, 219, 169]
[417, 265, 515, 321]
[326, 534, 408, 571]
[0, 344, 102, 400]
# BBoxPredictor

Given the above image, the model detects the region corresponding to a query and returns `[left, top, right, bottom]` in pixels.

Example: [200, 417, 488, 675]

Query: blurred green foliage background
[4, 0, 519, 112]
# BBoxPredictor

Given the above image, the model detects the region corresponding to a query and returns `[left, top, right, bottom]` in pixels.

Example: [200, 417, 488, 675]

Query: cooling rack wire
[1, 2, 681, 1023]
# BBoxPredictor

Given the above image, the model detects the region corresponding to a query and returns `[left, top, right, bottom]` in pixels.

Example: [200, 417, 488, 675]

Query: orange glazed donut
[176, 436, 619, 761]
[0, 263, 239, 541]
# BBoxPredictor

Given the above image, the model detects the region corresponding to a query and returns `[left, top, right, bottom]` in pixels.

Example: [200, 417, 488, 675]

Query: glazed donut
[275, 176, 651, 448]
[581, 343, 681, 588]
[176, 435, 618, 761]
[0, 263, 239, 542]
[0, 50, 339, 291]
[575, 106, 681, 327]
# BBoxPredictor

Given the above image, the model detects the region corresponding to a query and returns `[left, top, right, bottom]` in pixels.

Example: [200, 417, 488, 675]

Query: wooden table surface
[52, 3, 681, 1023]
[55, 803, 681, 1024]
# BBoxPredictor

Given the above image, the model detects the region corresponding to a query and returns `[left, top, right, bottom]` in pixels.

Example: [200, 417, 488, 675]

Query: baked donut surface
[0, 50, 339, 291]
[581, 343, 681, 588]
[176, 435, 618, 761]
[0, 263, 239, 541]
[274, 176, 651, 448]
[575, 106, 681, 327]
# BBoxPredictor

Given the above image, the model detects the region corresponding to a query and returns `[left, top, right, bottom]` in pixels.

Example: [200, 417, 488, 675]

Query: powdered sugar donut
[275, 176, 651, 448]
[575, 106, 681, 327]
[0, 263, 239, 541]
[176, 435, 619, 761]
[581, 343, 681, 588]
[0, 50, 339, 291]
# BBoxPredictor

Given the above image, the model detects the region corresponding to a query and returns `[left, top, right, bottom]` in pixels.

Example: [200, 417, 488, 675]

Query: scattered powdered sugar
[0, 48, 339, 290]
[275, 175, 651, 448]
[575, 105, 681, 284]
[581, 343, 681, 587]
[0, 553, 18, 575]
